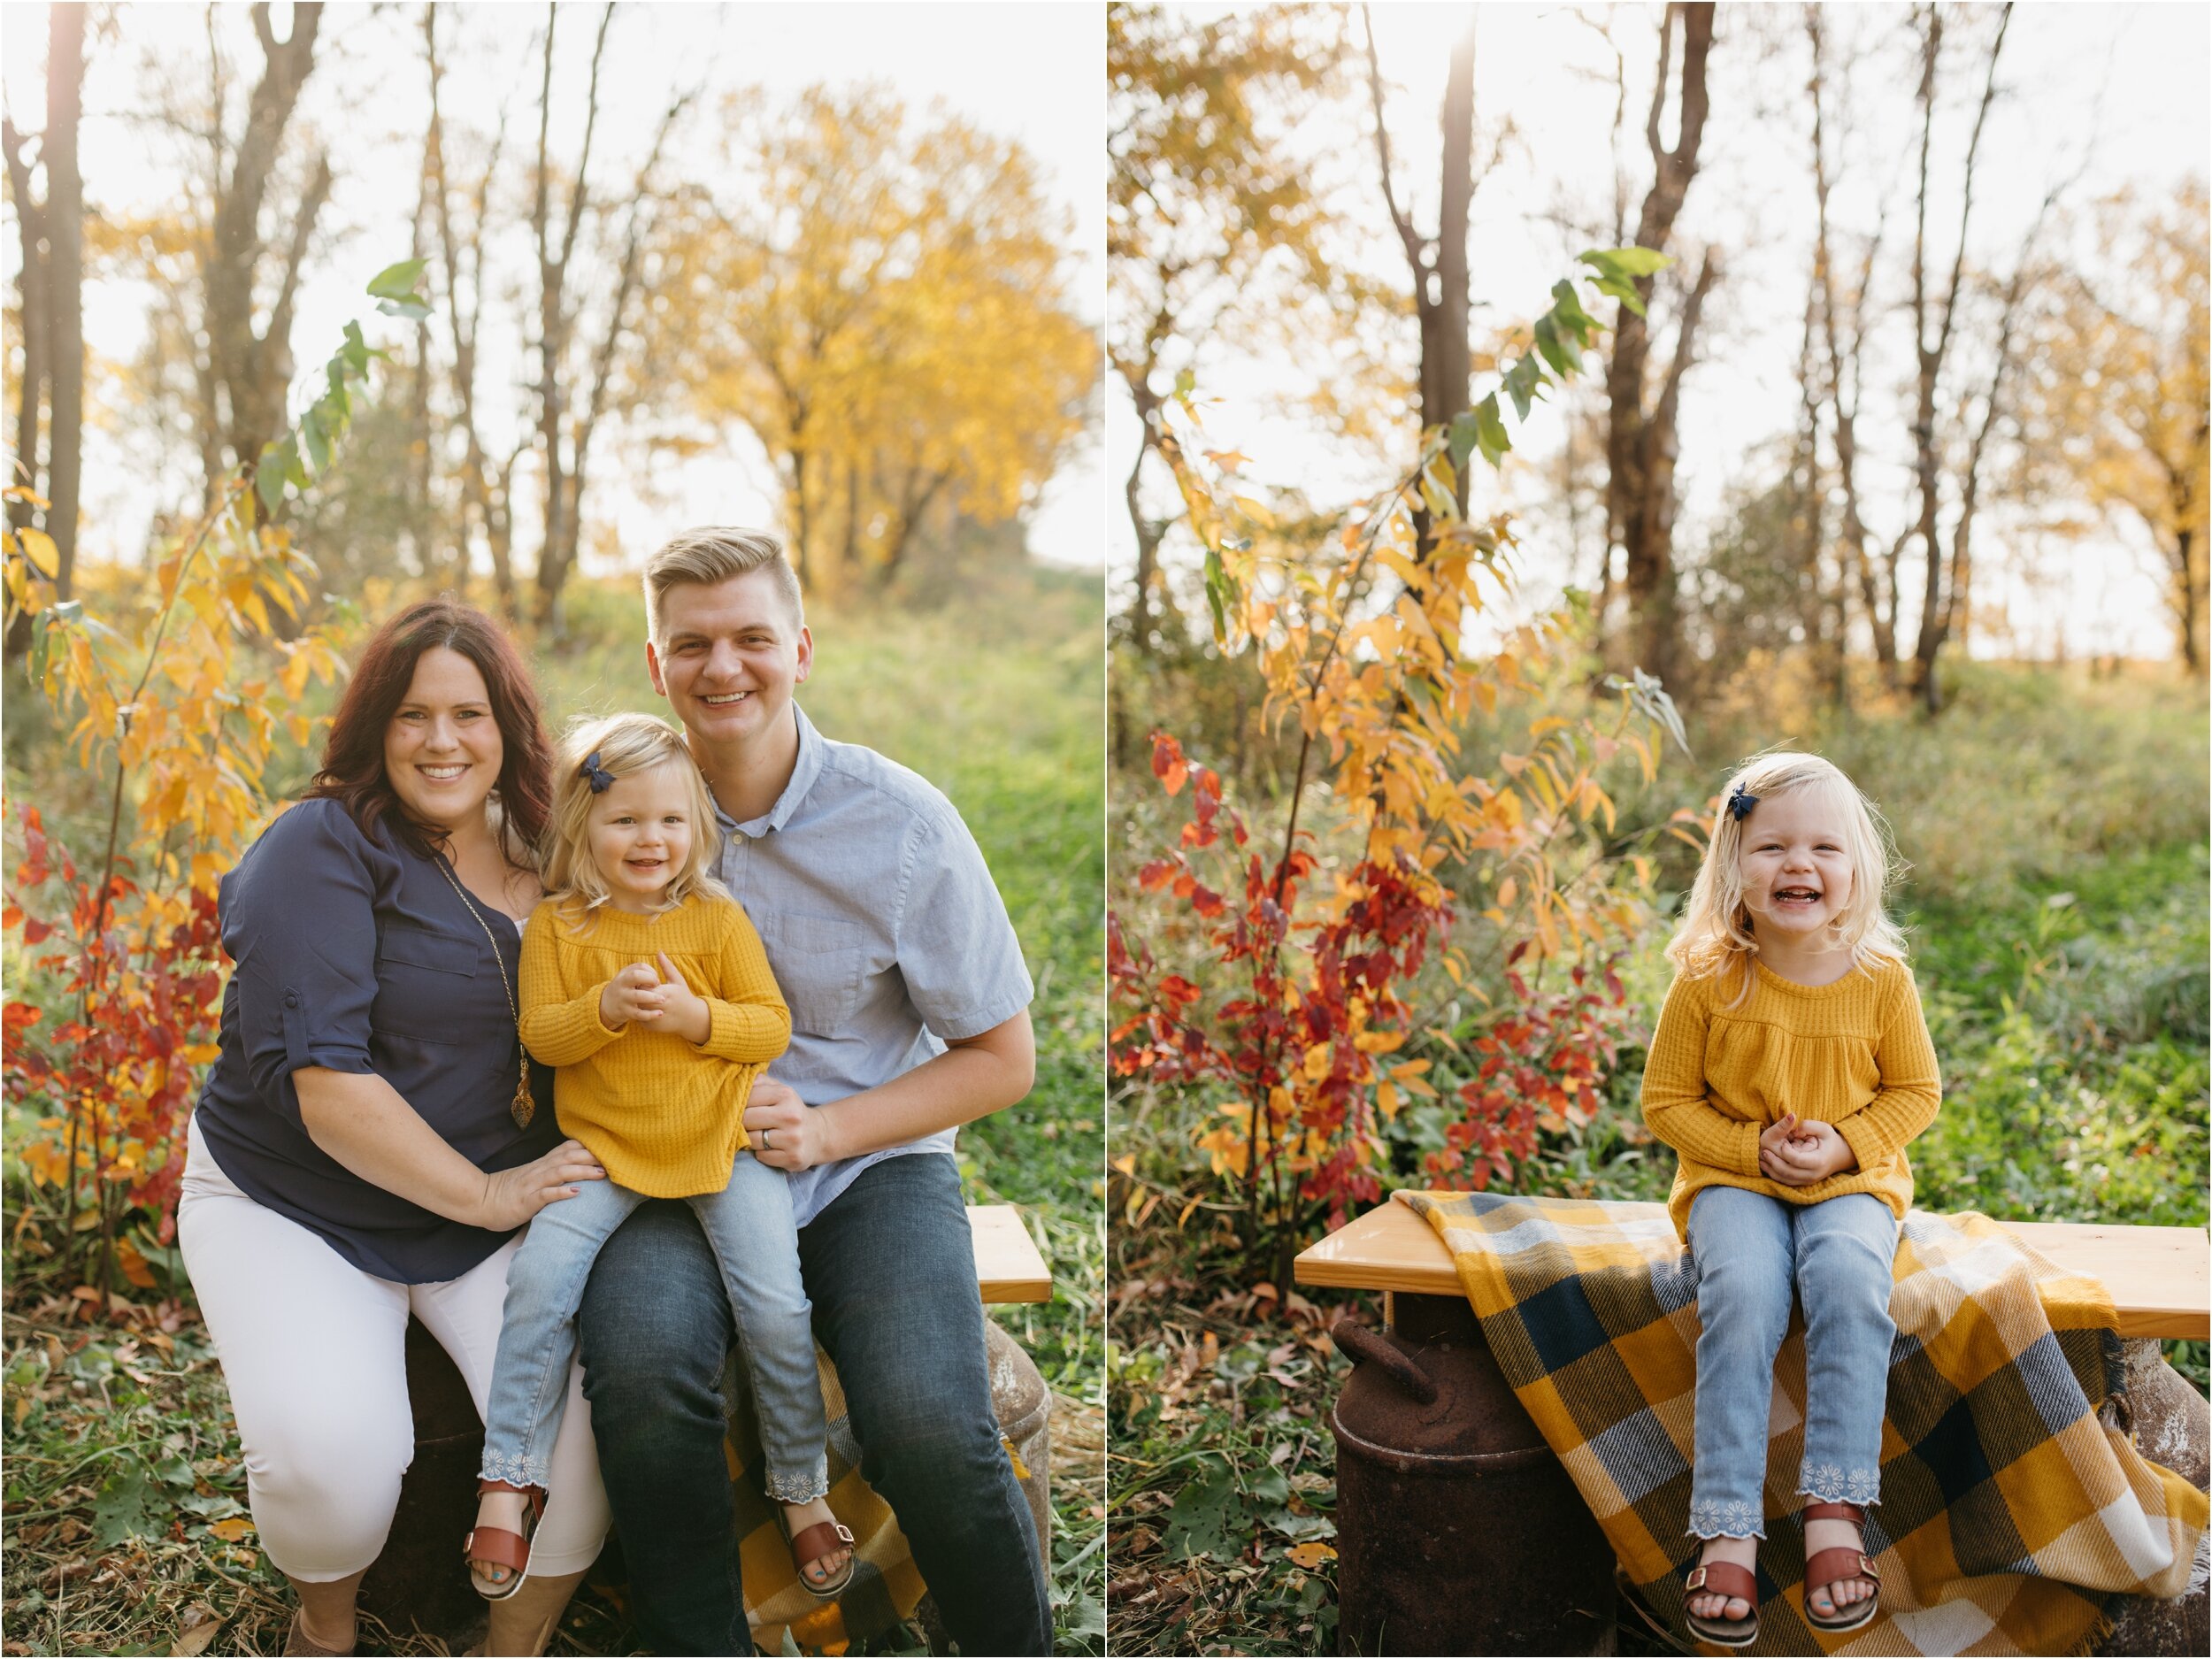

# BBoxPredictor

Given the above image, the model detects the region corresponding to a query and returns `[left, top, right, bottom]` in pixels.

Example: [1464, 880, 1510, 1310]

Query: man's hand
[742, 1075, 835, 1171]
[600, 963, 666, 1030]
[1760, 1115, 1857, 1185]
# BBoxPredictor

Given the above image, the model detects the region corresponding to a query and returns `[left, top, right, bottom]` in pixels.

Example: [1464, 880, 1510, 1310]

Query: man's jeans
[481, 1153, 827, 1502]
[1686, 1186, 1898, 1540]
[576, 1152, 1051, 1655]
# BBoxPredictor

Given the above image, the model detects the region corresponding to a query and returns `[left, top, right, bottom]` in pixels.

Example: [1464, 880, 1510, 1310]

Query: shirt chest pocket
[753, 911, 868, 1037]
[373, 922, 482, 1044]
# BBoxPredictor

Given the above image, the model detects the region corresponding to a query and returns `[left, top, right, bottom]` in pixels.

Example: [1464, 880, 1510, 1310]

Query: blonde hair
[1666, 751, 1909, 1006]
[641, 526, 804, 644]
[539, 712, 730, 918]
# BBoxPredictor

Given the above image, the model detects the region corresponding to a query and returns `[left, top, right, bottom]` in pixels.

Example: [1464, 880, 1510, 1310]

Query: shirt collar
[718, 703, 826, 840]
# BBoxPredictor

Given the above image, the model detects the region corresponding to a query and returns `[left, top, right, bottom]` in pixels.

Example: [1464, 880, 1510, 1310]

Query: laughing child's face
[1736, 787, 1855, 945]
[587, 760, 695, 912]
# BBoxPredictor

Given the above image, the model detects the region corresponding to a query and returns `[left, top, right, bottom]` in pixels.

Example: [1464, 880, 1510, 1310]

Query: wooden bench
[970, 1202, 1056, 1303]
[1294, 1197, 2210, 1339]
[361, 1203, 1052, 1640]
[1301, 1201, 2209, 1655]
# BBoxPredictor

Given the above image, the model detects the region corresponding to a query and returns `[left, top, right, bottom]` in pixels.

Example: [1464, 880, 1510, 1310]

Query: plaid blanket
[718, 1346, 1037, 1655]
[720, 1348, 929, 1656]
[1402, 1191, 2208, 1656]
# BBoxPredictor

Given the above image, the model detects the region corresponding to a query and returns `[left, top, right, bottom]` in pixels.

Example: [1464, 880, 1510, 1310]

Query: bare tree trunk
[2, 118, 45, 658]
[1114, 302, 1174, 651]
[1792, 280, 1836, 693]
[425, 4, 515, 614]
[1905, 3, 2008, 714]
[1365, 6, 1478, 540]
[526, 3, 686, 636]
[43, 3, 83, 596]
[407, 142, 436, 583]
[204, 2, 327, 509]
[4, 119, 47, 554]
[2175, 518, 2205, 675]
[1124, 384, 1167, 647]
[1606, 1, 1716, 688]
[1806, 6, 1894, 677]
[542, 76, 688, 629]
[878, 465, 949, 581]
[2165, 423, 2208, 673]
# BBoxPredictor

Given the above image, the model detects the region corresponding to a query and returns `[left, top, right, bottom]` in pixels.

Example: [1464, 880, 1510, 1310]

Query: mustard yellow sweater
[518, 895, 791, 1199]
[1640, 956, 1942, 1239]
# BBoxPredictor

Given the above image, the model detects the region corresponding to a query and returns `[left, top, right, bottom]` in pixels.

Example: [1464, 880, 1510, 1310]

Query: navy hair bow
[1726, 785, 1760, 821]
[580, 750, 616, 795]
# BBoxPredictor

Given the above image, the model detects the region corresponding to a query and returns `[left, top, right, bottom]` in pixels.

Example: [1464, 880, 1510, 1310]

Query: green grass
[3, 565, 1106, 1656]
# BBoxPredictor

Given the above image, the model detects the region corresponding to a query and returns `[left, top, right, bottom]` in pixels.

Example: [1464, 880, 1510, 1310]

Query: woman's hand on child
[743, 1076, 836, 1171]
[473, 1139, 606, 1231]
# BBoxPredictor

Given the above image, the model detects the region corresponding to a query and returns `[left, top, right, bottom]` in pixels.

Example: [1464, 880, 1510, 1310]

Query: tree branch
[1361, 4, 1427, 294]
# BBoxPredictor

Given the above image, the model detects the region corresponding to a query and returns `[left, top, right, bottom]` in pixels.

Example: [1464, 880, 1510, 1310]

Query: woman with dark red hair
[176, 601, 611, 1656]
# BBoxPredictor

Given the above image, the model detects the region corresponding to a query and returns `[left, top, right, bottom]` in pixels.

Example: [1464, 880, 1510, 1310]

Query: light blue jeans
[480, 1151, 828, 1503]
[1686, 1186, 1897, 1540]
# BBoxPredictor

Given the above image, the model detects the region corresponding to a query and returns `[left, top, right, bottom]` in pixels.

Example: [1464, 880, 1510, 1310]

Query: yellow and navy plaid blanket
[1402, 1191, 2208, 1656]
[720, 1348, 926, 1657]
[714, 1345, 1036, 1655]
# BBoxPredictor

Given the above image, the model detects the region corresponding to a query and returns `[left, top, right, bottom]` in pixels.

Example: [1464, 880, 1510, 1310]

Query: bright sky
[1, 1, 1107, 577]
[1110, 2, 2211, 663]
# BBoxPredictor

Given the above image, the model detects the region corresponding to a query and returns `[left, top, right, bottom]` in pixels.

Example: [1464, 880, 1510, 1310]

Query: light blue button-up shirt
[713, 704, 1033, 1225]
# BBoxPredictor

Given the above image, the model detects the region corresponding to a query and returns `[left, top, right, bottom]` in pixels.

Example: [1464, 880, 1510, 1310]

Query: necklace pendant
[511, 1060, 535, 1129]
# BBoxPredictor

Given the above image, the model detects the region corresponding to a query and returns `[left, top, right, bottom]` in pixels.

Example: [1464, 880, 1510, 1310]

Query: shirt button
[284, 992, 300, 1008]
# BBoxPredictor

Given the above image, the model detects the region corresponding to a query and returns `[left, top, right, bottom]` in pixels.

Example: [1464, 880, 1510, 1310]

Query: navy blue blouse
[193, 797, 558, 1282]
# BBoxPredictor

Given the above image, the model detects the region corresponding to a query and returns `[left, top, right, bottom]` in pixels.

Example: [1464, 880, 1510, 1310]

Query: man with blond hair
[573, 527, 1048, 1654]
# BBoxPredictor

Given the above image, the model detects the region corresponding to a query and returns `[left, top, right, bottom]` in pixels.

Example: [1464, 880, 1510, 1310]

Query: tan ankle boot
[474, 1567, 588, 1658]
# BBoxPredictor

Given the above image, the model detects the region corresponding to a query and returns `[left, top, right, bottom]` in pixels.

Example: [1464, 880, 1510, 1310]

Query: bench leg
[2098, 1340, 2208, 1657]
[986, 1316, 1054, 1571]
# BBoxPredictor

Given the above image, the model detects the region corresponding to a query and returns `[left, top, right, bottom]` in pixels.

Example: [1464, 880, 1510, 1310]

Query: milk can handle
[1331, 1317, 1440, 1404]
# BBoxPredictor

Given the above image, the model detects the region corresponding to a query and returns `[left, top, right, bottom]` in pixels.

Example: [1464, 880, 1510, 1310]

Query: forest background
[1105, 4, 2208, 1653]
[1, 4, 1104, 1655]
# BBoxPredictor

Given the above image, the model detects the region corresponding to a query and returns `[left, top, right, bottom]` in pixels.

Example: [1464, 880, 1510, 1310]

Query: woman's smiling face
[383, 646, 504, 834]
[1736, 787, 1855, 942]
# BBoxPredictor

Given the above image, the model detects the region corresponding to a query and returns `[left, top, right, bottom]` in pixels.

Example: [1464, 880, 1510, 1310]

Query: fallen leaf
[1286, 1541, 1338, 1569]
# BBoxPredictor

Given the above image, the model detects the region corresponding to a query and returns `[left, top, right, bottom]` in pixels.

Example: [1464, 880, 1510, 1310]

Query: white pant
[177, 1116, 610, 1583]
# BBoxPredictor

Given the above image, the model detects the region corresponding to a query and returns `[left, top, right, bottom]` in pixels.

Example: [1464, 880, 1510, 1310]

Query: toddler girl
[1640, 753, 1941, 1646]
[465, 713, 854, 1601]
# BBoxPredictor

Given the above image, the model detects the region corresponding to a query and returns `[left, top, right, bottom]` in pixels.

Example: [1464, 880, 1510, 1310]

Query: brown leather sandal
[1801, 1499, 1881, 1633]
[787, 1516, 857, 1600]
[1682, 1554, 1760, 1648]
[464, 1478, 547, 1602]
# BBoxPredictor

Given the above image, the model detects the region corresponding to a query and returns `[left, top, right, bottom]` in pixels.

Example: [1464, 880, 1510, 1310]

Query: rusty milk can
[1330, 1301, 1617, 1655]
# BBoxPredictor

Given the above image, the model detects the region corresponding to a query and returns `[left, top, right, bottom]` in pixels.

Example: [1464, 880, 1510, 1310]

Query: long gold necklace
[435, 855, 535, 1128]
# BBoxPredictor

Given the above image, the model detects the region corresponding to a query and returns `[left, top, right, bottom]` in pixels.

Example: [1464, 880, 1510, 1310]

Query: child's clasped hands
[599, 952, 711, 1043]
[1757, 1112, 1859, 1186]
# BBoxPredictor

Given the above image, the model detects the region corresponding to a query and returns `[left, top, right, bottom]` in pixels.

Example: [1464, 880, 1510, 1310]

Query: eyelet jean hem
[762, 1459, 831, 1505]
[1797, 1466, 1882, 1508]
[478, 1451, 547, 1492]
[1687, 1499, 1768, 1541]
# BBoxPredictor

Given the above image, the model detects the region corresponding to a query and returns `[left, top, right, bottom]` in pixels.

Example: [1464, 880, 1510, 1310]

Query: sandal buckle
[1685, 1567, 1707, 1591]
